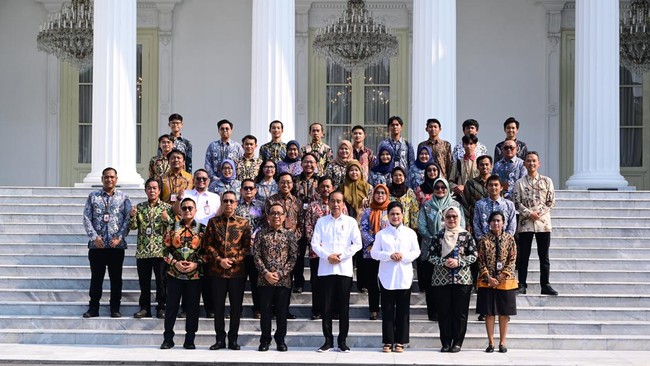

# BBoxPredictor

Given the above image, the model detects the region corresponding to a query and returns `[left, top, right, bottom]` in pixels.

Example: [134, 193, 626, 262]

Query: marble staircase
[0, 188, 649, 350]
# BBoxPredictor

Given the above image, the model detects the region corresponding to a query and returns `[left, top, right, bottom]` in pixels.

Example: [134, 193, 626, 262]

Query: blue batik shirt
[83, 189, 132, 249]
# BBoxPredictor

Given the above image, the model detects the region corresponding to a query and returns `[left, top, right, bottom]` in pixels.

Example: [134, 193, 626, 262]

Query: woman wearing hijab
[369, 145, 394, 186]
[477, 211, 517, 353]
[417, 177, 465, 321]
[325, 140, 354, 189]
[388, 167, 419, 232]
[359, 184, 391, 320]
[277, 140, 303, 177]
[414, 162, 442, 206]
[209, 159, 241, 199]
[341, 160, 373, 222]
[428, 206, 476, 353]
[408, 145, 434, 190]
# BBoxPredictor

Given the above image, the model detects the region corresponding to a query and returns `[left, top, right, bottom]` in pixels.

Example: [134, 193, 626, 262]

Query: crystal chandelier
[620, 0, 650, 74]
[37, 0, 93, 70]
[313, 0, 398, 73]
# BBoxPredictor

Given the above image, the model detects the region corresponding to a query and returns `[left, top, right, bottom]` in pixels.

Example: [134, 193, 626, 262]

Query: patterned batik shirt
[379, 138, 415, 170]
[277, 161, 303, 177]
[477, 231, 517, 290]
[418, 138, 452, 178]
[353, 145, 375, 178]
[359, 208, 389, 259]
[236, 155, 263, 181]
[259, 141, 287, 163]
[255, 180, 278, 203]
[428, 230, 477, 286]
[204, 139, 244, 180]
[253, 227, 298, 288]
[494, 139, 528, 164]
[293, 174, 320, 207]
[324, 162, 347, 190]
[514, 174, 555, 233]
[164, 219, 205, 280]
[408, 165, 425, 190]
[369, 171, 392, 187]
[83, 189, 132, 249]
[158, 135, 193, 173]
[263, 193, 303, 239]
[161, 170, 193, 203]
[493, 156, 526, 200]
[301, 141, 333, 173]
[390, 189, 419, 231]
[452, 141, 488, 162]
[472, 197, 517, 239]
[208, 179, 241, 200]
[235, 198, 265, 237]
[148, 155, 169, 182]
[202, 214, 251, 278]
[129, 200, 174, 259]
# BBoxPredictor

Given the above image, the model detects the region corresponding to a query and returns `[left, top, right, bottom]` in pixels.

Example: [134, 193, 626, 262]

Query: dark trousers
[433, 284, 472, 348]
[136, 257, 166, 312]
[358, 257, 380, 312]
[353, 251, 364, 290]
[163, 276, 200, 344]
[310, 258, 321, 316]
[292, 237, 308, 288]
[321, 275, 352, 346]
[258, 286, 291, 345]
[416, 259, 437, 320]
[518, 231, 551, 287]
[88, 248, 124, 311]
[245, 255, 260, 312]
[211, 276, 246, 343]
[380, 283, 411, 344]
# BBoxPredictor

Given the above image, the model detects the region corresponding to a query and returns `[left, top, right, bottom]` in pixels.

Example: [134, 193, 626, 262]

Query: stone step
[0, 195, 143, 205]
[553, 207, 650, 217]
[0, 214, 83, 224]
[0, 204, 85, 214]
[555, 190, 650, 200]
[554, 198, 650, 209]
[553, 227, 650, 237]
[554, 217, 650, 227]
[0, 234, 137, 244]
[0, 188, 145, 196]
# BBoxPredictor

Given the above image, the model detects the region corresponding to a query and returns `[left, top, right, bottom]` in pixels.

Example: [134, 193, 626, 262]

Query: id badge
[204, 203, 211, 215]
[303, 203, 308, 210]
[103, 213, 110, 223]
[496, 261, 503, 271]
[170, 194, 177, 202]
[146, 227, 152, 236]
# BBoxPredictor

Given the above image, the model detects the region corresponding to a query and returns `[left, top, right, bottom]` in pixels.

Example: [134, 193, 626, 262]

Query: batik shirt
[493, 156, 526, 200]
[148, 155, 169, 182]
[369, 171, 391, 187]
[390, 189, 419, 231]
[304, 199, 348, 259]
[277, 161, 303, 177]
[301, 141, 333, 173]
[83, 189, 132, 249]
[204, 139, 244, 180]
[259, 141, 287, 163]
[353, 145, 375, 178]
[325, 162, 347, 190]
[379, 137, 415, 170]
[359, 208, 389, 259]
[255, 180, 278, 203]
[235, 198, 264, 237]
[293, 174, 320, 207]
[428, 230, 477, 286]
[164, 219, 205, 280]
[159, 135, 192, 173]
[254, 227, 298, 288]
[494, 139, 528, 163]
[129, 200, 174, 259]
[161, 170, 193, 203]
[236, 155, 263, 181]
[418, 138, 452, 178]
[472, 197, 517, 239]
[263, 193, 303, 239]
[514, 174, 555, 233]
[209, 179, 241, 200]
[408, 165, 425, 190]
[202, 214, 252, 278]
[452, 141, 488, 162]
[477, 231, 517, 290]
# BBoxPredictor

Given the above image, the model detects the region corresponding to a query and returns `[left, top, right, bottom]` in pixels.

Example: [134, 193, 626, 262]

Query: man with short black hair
[259, 120, 287, 163]
[205, 119, 244, 182]
[463, 155, 493, 225]
[449, 134, 480, 199]
[494, 117, 528, 163]
[302, 122, 333, 173]
[418, 118, 452, 178]
[378, 116, 415, 170]
[160, 113, 192, 173]
[452, 119, 489, 161]
[350, 125, 375, 178]
[493, 140, 526, 200]
[236, 135, 263, 181]
[161, 149, 193, 203]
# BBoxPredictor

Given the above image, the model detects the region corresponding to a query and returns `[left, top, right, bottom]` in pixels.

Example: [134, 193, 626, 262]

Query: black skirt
[476, 288, 517, 316]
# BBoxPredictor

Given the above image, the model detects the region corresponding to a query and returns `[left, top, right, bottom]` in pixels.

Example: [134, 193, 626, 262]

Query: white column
[566, 0, 628, 189]
[80, 0, 143, 186]
[410, 0, 456, 145]
[250, 0, 296, 143]
[156, 3, 176, 133]
[295, 4, 310, 142]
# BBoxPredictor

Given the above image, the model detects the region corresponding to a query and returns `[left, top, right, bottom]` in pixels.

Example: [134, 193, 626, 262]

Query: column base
[565, 172, 629, 190]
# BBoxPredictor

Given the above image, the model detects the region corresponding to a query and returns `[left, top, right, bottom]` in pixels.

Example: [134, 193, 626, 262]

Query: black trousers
[433, 284, 472, 348]
[258, 286, 291, 345]
[292, 237, 308, 289]
[518, 231, 551, 287]
[309, 258, 321, 316]
[320, 275, 352, 346]
[211, 276, 246, 343]
[88, 248, 124, 311]
[163, 276, 200, 344]
[416, 259, 437, 319]
[245, 255, 260, 312]
[200, 264, 214, 314]
[380, 283, 411, 345]
[136, 257, 166, 312]
[357, 257, 380, 312]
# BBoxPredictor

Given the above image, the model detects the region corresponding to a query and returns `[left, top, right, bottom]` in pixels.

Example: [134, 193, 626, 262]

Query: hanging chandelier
[313, 0, 398, 73]
[37, 0, 93, 70]
[620, 0, 650, 74]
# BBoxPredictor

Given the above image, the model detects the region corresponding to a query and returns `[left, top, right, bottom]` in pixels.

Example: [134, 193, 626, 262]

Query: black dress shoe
[485, 344, 494, 353]
[258, 343, 270, 352]
[440, 345, 450, 353]
[277, 343, 288, 352]
[293, 287, 303, 294]
[82, 309, 99, 318]
[317, 343, 333, 352]
[541, 285, 559, 295]
[133, 309, 151, 318]
[183, 343, 196, 349]
[311, 314, 321, 320]
[160, 340, 174, 349]
[478, 314, 486, 321]
[450, 345, 461, 353]
[516, 285, 526, 295]
[287, 312, 297, 320]
[206, 312, 215, 319]
[156, 310, 165, 319]
[369, 311, 378, 320]
[209, 341, 226, 350]
[228, 342, 241, 350]
[338, 343, 350, 353]
[110, 311, 122, 318]
[498, 344, 508, 353]
[177, 312, 186, 318]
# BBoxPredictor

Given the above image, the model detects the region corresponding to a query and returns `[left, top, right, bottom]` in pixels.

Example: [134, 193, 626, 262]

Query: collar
[463, 154, 476, 161]
[428, 137, 442, 144]
[168, 169, 184, 177]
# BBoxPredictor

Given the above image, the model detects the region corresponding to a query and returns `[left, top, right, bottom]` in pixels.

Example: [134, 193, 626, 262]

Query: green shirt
[129, 200, 174, 259]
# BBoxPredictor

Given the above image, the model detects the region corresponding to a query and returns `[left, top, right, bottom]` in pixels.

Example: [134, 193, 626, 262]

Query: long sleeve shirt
[83, 189, 132, 249]
[379, 137, 415, 171]
[204, 139, 244, 180]
[202, 214, 251, 278]
[183, 189, 221, 226]
[158, 134, 192, 173]
[359, 208, 389, 259]
[263, 193, 303, 239]
[428, 230, 477, 286]
[304, 199, 348, 259]
[493, 156, 526, 200]
[253, 227, 298, 288]
[128, 200, 174, 259]
[371, 224, 421, 290]
[452, 141, 488, 162]
[161, 170, 193, 203]
[477, 231, 518, 290]
[236, 155, 263, 181]
[311, 214, 362, 277]
[472, 197, 517, 239]
[418, 138, 452, 178]
[494, 139, 528, 163]
[163, 219, 205, 280]
[259, 141, 287, 163]
[514, 173, 555, 233]
[301, 141, 333, 173]
[148, 155, 169, 182]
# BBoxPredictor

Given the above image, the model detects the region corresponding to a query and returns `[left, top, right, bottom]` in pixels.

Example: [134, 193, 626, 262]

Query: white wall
[0, 1, 49, 186]
[171, 0, 253, 173]
[457, 0, 550, 176]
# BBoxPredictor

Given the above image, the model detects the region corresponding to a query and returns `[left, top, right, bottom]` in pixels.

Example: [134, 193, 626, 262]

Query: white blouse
[370, 224, 421, 290]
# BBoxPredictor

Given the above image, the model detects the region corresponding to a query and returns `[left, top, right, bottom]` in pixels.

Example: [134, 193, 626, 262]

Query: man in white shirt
[311, 191, 362, 353]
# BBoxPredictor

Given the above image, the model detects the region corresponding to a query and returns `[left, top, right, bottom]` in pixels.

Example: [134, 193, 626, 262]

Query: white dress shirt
[370, 224, 420, 290]
[311, 213, 362, 277]
[183, 189, 221, 226]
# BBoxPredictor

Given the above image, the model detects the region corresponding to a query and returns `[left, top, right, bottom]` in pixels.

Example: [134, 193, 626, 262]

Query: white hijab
[441, 206, 467, 258]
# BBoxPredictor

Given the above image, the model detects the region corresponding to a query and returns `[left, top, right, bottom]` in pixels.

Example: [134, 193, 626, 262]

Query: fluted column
[80, 0, 143, 186]
[566, 0, 628, 189]
[250, 0, 296, 142]
[410, 0, 456, 145]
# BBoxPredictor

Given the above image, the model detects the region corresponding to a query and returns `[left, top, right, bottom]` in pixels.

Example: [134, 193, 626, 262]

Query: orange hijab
[369, 184, 390, 234]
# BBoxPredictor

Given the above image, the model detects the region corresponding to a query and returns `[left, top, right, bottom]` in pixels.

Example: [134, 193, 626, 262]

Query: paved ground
[0, 344, 647, 366]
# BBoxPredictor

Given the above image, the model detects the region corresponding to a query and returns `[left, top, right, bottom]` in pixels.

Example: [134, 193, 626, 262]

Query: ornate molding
[308, 1, 410, 29]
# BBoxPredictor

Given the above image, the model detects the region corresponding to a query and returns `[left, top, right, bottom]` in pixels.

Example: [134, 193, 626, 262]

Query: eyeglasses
[195, 177, 209, 182]
[434, 186, 447, 191]
[222, 199, 236, 204]
[445, 214, 458, 219]
[503, 146, 516, 150]
[268, 212, 284, 217]
[279, 181, 292, 186]
[221, 166, 233, 171]
[242, 186, 255, 191]
[181, 206, 194, 212]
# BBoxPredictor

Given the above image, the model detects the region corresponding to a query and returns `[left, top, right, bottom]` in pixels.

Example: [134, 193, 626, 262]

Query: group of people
[82, 114, 557, 354]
